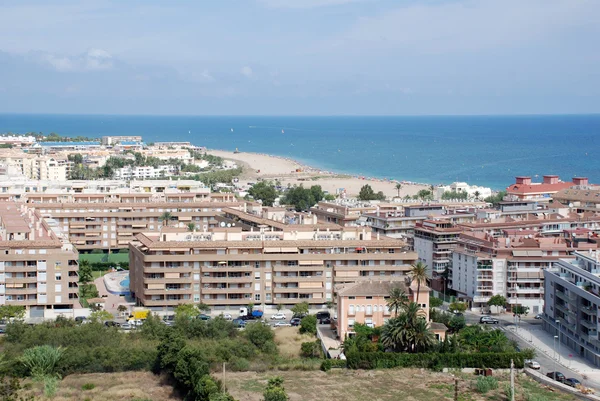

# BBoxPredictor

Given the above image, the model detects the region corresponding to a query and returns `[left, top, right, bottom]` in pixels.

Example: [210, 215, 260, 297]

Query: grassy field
[79, 253, 129, 264]
[225, 369, 580, 401]
[24, 371, 181, 401]
[274, 326, 316, 358]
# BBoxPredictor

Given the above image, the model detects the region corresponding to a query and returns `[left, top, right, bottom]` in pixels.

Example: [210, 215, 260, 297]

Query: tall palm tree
[381, 314, 410, 352]
[187, 222, 196, 232]
[160, 211, 173, 227]
[404, 302, 422, 326]
[395, 183, 402, 198]
[409, 261, 429, 304]
[409, 319, 435, 353]
[473, 190, 481, 201]
[387, 287, 409, 317]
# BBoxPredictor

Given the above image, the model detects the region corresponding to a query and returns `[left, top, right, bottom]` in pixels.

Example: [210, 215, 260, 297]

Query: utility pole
[510, 359, 515, 401]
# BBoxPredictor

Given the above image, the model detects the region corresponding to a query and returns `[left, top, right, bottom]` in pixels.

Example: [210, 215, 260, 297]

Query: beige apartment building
[0, 203, 80, 318]
[129, 225, 417, 311]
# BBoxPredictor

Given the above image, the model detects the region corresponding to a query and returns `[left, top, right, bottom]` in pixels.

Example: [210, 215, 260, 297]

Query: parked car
[525, 360, 541, 370]
[479, 316, 499, 324]
[0, 327, 5, 334]
[120, 322, 133, 330]
[221, 313, 233, 321]
[546, 372, 566, 382]
[270, 313, 286, 320]
[565, 378, 581, 388]
[534, 313, 543, 319]
[232, 318, 246, 328]
[290, 318, 301, 326]
[197, 314, 211, 321]
[274, 321, 291, 327]
[316, 311, 330, 321]
[319, 317, 332, 325]
[75, 316, 87, 323]
[104, 321, 120, 328]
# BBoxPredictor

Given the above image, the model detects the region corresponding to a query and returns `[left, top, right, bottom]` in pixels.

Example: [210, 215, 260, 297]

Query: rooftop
[337, 280, 408, 297]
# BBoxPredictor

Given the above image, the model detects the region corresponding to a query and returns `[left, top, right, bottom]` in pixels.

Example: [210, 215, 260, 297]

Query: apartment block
[543, 251, 600, 367]
[506, 175, 588, 202]
[450, 231, 598, 314]
[0, 203, 80, 318]
[129, 225, 417, 311]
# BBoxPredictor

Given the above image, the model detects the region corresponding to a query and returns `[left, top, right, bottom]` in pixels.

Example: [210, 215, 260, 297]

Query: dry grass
[23, 371, 181, 401]
[225, 369, 581, 401]
[273, 326, 315, 358]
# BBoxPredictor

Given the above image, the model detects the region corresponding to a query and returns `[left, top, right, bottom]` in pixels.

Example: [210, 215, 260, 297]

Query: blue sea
[1, 114, 599, 190]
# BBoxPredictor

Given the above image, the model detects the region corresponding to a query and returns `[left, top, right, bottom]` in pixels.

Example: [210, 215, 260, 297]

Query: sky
[0, 0, 599, 116]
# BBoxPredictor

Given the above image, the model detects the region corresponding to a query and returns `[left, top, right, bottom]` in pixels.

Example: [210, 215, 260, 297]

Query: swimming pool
[104, 271, 131, 295]
[120, 277, 130, 288]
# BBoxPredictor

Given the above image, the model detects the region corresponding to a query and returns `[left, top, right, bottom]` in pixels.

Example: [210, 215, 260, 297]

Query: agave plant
[21, 345, 64, 379]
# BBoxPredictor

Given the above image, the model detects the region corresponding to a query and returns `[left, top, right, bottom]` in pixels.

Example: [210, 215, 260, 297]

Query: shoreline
[207, 148, 432, 198]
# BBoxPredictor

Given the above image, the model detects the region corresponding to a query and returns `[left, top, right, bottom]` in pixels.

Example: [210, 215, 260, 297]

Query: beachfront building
[0, 135, 37, 147]
[435, 182, 492, 201]
[101, 136, 143, 146]
[129, 225, 417, 311]
[506, 176, 588, 202]
[114, 165, 179, 180]
[543, 251, 600, 367]
[450, 231, 598, 313]
[0, 203, 80, 319]
[413, 219, 463, 292]
[335, 279, 433, 340]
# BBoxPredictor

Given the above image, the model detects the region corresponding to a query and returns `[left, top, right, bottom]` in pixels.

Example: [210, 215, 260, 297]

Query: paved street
[462, 309, 600, 392]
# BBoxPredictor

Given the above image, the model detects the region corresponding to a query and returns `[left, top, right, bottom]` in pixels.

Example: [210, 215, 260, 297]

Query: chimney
[515, 176, 531, 185]
[573, 177, 588, 186]
[543, 175, 559, 184]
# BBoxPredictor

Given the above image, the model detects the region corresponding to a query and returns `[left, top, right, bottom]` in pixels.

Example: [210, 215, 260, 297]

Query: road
[462, 310, 600, 392]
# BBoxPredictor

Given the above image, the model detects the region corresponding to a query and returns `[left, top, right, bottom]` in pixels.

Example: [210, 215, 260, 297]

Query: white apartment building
[435, 182, 492, 200]
[114, 165, 178, 180]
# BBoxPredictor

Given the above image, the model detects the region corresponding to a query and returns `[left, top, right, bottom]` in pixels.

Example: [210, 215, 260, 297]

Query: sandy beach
[208, 149, 429, 198]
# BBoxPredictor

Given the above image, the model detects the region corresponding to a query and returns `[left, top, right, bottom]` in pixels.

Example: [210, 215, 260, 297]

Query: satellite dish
[232, 223, 235, 226]
[227, 223, 232, 228]
[220, 222, 226, 227]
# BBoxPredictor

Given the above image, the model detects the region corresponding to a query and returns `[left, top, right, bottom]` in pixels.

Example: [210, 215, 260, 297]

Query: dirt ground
[225, 369, 580, 401]
[273, 326, 316, 358]
[24, 371, 181, 401]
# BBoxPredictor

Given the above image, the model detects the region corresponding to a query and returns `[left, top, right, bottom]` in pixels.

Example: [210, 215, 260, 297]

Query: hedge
[346, 352, 524, 370]
[320, 359, 348, 371]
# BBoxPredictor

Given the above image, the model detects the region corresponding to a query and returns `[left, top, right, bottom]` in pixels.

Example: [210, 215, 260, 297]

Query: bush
[320, 359, 346, 371]
[82, 383, 96, 391]
[475, 376, 498, 393]
[300, 341, 322, 358]
[299, 315, 317, 335]
[346, 352, 525, 370]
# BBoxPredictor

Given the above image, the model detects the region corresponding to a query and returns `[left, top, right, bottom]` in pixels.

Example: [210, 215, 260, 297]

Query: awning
[218, 261, 227, 265]
[299, 260, 324, 266]
[264, 248, 281, 253]
[178, 216, 192, 221]
[280, 247, 298, 253]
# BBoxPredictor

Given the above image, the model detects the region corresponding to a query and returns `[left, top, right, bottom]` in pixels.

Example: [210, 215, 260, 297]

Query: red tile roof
[506, 182, 574, 195]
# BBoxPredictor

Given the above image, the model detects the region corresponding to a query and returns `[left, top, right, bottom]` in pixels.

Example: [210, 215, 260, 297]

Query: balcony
[476, 275, 493, 281]
[473, 295, 491, 303]
[508, 287, 544, 294]
[580, 319, 597, 330]
[201, 276, 253, 283]
[476, 286, 493, 292]
[477, 263, 493, 270]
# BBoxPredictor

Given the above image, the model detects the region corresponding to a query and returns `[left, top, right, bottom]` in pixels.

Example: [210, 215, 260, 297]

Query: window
[254, 294, 261, 301]
[348, 305, 355, 315]
[254, 272, 260, 279]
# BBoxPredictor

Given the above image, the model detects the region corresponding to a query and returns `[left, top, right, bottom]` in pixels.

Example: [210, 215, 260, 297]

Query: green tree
[281, 185, 324, 211]
[78, 260, 93, 284]
[299, 315, 317, 335]
[357, 184, 386, 201]
[291, 302, 309, 317]
[447, 315, 466, 333]
[416, 189, 433, 200]
[324, 194, 336, 201]
[89, 310, 113, 322]
[187, 222, 196, 232]
[429, 297, 444, 309]
[248, 182, 278, 206]
[263, 377, 289, 401]
[244, 322, 276, 353]
[0, 305, 26, 321]
[197, 302, 211, 313]
[117, 305, 128, 315]
[175, 303, 200, 319]
[386, 287, 409, 317]
[409, 318, 435, 353]
[473, 190, 481, 200]
[449, 301, 467, 314]
[276, 304, 284, 312]
[487, 295, 507, 314]
[513, 305, 530, 321]
[441, 190, 468, 200]
[409, 261, 428, 303]
[484, 191, 507, 206]
[160, 211, 173, 227]
[300, 341, 322, 358]
[395, 183, 402, 198]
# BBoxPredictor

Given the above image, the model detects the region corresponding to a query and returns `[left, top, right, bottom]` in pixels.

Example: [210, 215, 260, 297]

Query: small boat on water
[281, 129, 285, 134]
[231, 128, 234, 132]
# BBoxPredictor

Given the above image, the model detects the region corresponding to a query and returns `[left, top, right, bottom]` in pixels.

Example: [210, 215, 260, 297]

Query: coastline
[207, 149, 430, 198]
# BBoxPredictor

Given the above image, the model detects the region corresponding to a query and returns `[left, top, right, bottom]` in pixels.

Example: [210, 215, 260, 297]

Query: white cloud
[241, 66, 253, 78]
[41, 48, 113, 72]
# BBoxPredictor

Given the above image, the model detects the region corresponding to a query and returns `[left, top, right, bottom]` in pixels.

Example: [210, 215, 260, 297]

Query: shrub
[263, 377, 289, 401]
[320, 359, 346, 371]
[504, 382, 514, 400]
[82, 383, 96, 391]
[229, 357, 250, 372]
[300, 341, 322, 358]
[299, 315, 317, 335]
[475, 376, 498, 393]
[346, 352, 524, 370]
[21, 345, 64, 378]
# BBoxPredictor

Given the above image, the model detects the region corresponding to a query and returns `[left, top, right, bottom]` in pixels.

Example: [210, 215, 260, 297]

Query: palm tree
[381, 314, 410, 352]
[160, 211, 173, 227]
[395, 183, 402, 198]
[473, 190, 481, 200]
[387, 287, 409, 317]
[409, 319, 435, 353]
[187, 222, 196, 232]
[409, 261, 429, 304]
[404, 302, 422, 326]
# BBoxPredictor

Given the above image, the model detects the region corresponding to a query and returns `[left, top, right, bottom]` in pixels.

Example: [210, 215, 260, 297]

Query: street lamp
[553, 335, 558, 377]
[555, 319, 561, 363]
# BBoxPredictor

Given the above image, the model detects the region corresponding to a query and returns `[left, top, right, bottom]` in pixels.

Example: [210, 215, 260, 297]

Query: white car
[221, 313, 233, 321]
[270, 313, 286, 320]
[273, 321, 291, 327]
[525, 360, 541, 370]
